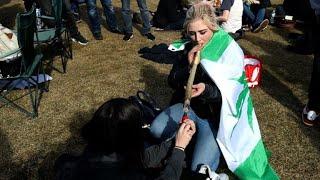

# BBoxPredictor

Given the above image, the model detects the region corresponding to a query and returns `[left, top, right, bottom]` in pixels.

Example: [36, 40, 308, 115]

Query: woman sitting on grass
[151, 1, 278, 179]
[56, 98, 196, 180]
[151, 2, 227, 179]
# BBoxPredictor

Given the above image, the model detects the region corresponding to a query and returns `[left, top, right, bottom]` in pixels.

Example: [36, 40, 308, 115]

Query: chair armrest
[39, 15, 55, 21]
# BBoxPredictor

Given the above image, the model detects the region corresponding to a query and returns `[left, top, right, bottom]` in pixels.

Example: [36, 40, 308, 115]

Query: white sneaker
[302, 105, 320, 126]
[217, 173, 229, 180]
[198, 165, 229, 180]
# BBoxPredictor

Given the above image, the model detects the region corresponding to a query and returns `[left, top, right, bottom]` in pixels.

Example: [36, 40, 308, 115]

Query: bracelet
[174, 146, 185, 151]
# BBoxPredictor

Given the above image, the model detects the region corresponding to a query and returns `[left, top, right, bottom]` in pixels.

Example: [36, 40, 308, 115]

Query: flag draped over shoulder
[168, 29, 279, 180]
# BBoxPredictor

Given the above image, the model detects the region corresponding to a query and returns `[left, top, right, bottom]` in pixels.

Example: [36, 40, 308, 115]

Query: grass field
[1, 0, 320, 179]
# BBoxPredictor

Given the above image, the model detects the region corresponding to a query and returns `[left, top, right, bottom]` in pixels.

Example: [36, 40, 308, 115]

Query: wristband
[174, 146, 185, 151]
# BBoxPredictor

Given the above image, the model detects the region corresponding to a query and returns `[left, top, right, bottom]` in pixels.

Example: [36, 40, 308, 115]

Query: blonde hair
[184, 2, 218, 34]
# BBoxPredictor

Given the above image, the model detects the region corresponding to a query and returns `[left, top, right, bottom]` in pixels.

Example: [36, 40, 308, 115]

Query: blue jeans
[70, 1, 79, 14]
[150, 103, 221, 172]
[86, 0, 118, 34]
[243, 3, 265, 28]
[121, 0, 151, 34]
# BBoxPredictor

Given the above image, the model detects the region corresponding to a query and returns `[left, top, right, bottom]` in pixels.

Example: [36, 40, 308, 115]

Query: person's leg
[150, 103, 221, 172]
[86, 0, 101, 34]
[252, 7, 266, 28]
[302, 15, 320, 126]
[242, 3, 255, 25]
[250, 4, 269, 33]
[62, 0, 79, 36]
[100, 0, 118, 30]
[136, 0, 151, 35]
[121, 0, 133, 34]
[70, 0, 79, 14]
[150, 103, 183, 140]
[187, 110, 220, 172]
[63, 0, 88, 44]
[308, 15, 320, 112]
[23, 0, 34, 11]
[308, 54, 320, 112]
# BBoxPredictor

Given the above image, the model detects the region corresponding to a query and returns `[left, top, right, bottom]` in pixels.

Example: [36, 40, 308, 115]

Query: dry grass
[1, 0, 320, 179]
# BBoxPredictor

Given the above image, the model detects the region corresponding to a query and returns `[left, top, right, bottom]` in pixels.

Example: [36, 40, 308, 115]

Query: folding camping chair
[35, 0, 73, 73]
[0, 4, 47, 117]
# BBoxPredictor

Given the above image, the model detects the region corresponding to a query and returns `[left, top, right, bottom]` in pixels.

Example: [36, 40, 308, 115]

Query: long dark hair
[81, 98, 144, 156]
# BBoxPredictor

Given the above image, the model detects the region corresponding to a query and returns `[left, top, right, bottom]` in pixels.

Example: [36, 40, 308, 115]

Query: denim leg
[150, 103, 221, 172]
[63, 0, 79, 36]
[150, 103, 183, 140]
[70, 1, 79, 14]
[136, 0, 151, 34]
[243, 3, 255, 25]
[101, 0, 118, 30]
[86, 0, 101, 34]
[190, 116, 220, 172]
[121, 0, 133, 34]
[253, 8, 266, 28]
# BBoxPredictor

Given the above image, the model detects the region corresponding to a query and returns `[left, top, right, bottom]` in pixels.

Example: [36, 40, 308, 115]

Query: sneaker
[123, 33, 133, 41]
[71, 33, 88, 45]
[143, 33, 155, 41]
[302, 106, 320, 126]
[93, 32, 103, 40]
[216, 173, 229, 180]
[154, 27, 165, 31]
[252, 19, 269, 33]
[198, 165, 229, 180]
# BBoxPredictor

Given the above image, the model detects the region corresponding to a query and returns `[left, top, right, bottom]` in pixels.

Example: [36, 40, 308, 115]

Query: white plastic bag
[0, 24, 19, 59]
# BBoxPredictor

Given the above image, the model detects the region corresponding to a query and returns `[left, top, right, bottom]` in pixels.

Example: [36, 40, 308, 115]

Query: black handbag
[129, 91, 162, 126]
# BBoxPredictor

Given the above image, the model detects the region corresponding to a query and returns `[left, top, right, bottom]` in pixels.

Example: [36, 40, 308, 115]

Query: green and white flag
[169, 29, 279, 179]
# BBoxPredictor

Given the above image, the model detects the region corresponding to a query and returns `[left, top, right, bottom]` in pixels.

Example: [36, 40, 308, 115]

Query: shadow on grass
[243, 34, 312, 114]
[242, 33, 320, 150]
[0, 110, 95, 179]
[139, 64, 172, 108]
[36, 109, 94, 179]
[262, 68, 304, 113]
[0, 128, 27, 179]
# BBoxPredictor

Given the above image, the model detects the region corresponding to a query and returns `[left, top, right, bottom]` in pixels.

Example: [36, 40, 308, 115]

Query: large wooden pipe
[182, 50, 201, 117]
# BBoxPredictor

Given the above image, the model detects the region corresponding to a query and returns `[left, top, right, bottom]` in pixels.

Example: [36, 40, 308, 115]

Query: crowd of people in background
[21, 0, 275, 45]
[11, 0, 320, 49]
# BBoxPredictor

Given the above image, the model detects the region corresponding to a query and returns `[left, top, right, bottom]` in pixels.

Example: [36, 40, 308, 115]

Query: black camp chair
[0, 4, 47, 118]
[35, 0, 72, 73]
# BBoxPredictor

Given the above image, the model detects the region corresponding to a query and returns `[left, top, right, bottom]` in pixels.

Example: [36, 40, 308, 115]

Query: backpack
[129, 91, 162, 127]
[244, 55, 262, 88]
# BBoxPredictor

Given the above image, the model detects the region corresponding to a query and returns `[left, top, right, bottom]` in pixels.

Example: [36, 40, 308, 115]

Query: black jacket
[56, 140, 186, 180]
[168, 43, 222, 128]
[152, 0, 185, 29]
